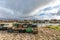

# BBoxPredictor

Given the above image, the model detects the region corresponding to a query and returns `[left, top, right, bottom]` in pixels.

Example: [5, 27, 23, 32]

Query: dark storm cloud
[0, 0, 53, 19]
[4, 0, 52, 16]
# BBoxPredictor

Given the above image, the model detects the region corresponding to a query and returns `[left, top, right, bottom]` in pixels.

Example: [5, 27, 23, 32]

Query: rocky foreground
[0, 27, 60, 40]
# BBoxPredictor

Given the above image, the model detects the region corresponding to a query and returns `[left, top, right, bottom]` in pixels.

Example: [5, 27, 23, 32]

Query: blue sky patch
[44, 7, 52, 11]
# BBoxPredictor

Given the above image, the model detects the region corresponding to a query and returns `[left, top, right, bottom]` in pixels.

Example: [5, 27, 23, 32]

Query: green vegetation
[26, 27, 33, 33]
[48, 26, 60, 31]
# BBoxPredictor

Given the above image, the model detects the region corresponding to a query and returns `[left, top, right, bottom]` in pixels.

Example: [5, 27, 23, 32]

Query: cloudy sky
[0, 0, 60, 20]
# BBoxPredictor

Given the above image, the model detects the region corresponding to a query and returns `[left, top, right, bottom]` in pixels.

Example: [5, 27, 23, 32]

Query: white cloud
[0, 0, 60, 20]
[34, 0, 60, 20]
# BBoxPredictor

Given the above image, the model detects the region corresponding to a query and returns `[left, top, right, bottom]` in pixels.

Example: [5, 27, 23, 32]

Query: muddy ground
[0, 27, 60, 40]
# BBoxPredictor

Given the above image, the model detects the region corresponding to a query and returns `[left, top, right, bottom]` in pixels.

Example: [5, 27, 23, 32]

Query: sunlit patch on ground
[47, 26, 60, 30]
